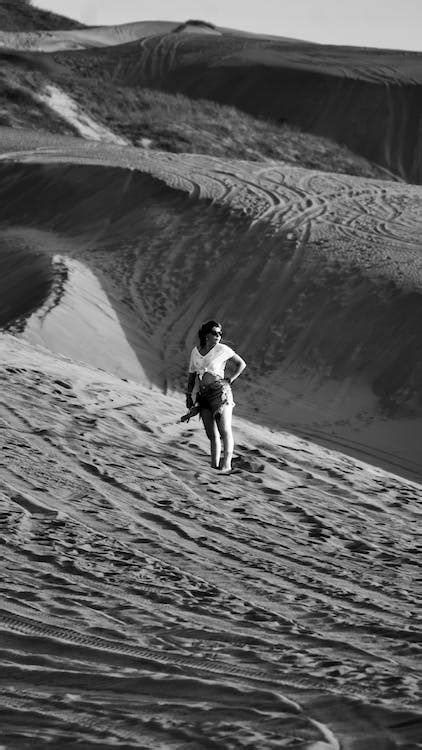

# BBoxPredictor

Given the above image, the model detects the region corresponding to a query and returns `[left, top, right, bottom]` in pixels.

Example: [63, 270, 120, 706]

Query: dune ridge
[2, 13, 422, 181]
[0, 20, 180, 52]
[47, 31, 422, 183]
[0, 18, 300, 53]
[0, 128, 422, 479]
[1, 56, 390, 178]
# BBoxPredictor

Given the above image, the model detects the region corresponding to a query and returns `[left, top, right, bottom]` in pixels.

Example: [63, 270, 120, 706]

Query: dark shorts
[197, 379, 234, 419]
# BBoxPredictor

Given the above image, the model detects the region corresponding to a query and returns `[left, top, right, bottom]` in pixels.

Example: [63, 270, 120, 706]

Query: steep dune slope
[0, 228, 56, 329]
[0, 129, 421, 477]
[1, 334, 421, 748]
[0, 51, 388, 179]
[52, 32, 422, 183]
[2, 17, 422, 180]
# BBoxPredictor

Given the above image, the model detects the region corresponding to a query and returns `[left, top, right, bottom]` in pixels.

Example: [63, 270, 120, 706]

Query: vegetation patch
[54, 77, 391, 179]
[0, 0, 83, 31]
[0, 63, 79, 134]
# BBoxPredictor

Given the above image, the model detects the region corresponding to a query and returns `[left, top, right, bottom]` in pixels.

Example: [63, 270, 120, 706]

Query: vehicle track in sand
[0, 335, 421, 746]
[1, 127, 422, 269]
[1, 128, 422, 473]
[1, 353, 421, 662]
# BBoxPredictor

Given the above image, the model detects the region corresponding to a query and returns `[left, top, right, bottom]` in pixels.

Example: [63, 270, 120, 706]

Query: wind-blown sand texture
[47, 30, 422, 183]
[1, 334, 421, 748]
[0, 20, 181, 52]
[0, 9, 422, 748]
[0, 18, 296, 52]
[3, 19, 422, 180]
[1, 128, 421, 479]
[0, 125, 422, 747]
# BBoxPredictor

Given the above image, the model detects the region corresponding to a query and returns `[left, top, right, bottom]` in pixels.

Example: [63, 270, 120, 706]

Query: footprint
[263, 487, 282, 496]
[345, 540, 374, 553]
[54, 379, 72, 390]
[242, 475, 264, 484]
[233, 456, 265, 473]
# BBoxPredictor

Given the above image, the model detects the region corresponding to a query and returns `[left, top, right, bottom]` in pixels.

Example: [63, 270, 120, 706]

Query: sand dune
[0, 17, 299, 53]
[0, 333, 421, 747]
[3, 15, 422, 180]
[0, 227, 55, 329]
[1, 10, 422, 747]
[0, 127, 421, 481]
[0, 20, 215, 52]
[48, 30, 422, 183]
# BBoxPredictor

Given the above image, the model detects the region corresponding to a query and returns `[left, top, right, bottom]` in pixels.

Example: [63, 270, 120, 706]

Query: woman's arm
[226, 354, 246, 385]
[185, 372, 196, 408]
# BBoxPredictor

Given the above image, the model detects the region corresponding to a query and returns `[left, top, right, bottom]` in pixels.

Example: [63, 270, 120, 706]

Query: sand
[0, 128, 421, 479]
[0, 20, 181, 52]
[0, 13, 422, 747]
[0, 126, 421, 747]
[4, 19, 422, 179]
[46, 30, 422, 183]
[0, 333, 421, 748]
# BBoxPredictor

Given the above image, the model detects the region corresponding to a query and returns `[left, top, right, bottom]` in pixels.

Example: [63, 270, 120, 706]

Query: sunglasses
[210, 329, 222, 336]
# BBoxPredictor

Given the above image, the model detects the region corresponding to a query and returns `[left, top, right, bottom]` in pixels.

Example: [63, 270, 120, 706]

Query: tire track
[1, 381, 418, 649]
[0, 607, 318, 699]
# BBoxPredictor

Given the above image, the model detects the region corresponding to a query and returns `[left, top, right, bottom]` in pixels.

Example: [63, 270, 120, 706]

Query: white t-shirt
[189, 343, 235, 381]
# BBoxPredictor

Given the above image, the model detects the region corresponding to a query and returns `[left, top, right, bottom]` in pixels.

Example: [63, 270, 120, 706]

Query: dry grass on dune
[0, 0, 83, 31]
[36, 73, 390, 179]
[0, 27, 400, 179]
[54, 32, 422, 182]
[0, 62, 78, 134]
[65, 83, 365, 175]
[0, 50, 389, 177]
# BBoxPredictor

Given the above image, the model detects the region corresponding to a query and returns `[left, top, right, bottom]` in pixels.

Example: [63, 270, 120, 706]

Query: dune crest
[0, 19, 200, 52]
[172, 20, 221, 36]
[0, 129, 421, 478]
[47, 29, 422, 182]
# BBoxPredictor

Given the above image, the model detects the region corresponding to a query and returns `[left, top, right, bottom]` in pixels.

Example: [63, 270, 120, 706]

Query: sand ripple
[0, 337, 421, 747]
[0, 129, 422, 746]
[0, 129, 422, 478]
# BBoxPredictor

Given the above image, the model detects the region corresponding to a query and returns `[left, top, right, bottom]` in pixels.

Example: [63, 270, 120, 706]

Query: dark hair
[198, 319, 222, 348]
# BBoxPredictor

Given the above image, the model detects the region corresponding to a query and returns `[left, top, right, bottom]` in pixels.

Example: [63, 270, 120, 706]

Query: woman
[184, 320, 246, 473]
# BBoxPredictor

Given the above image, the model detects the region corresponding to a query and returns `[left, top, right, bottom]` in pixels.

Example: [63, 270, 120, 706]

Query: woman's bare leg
[217, 406, 234, 472]
[201, 408, 221, 469]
